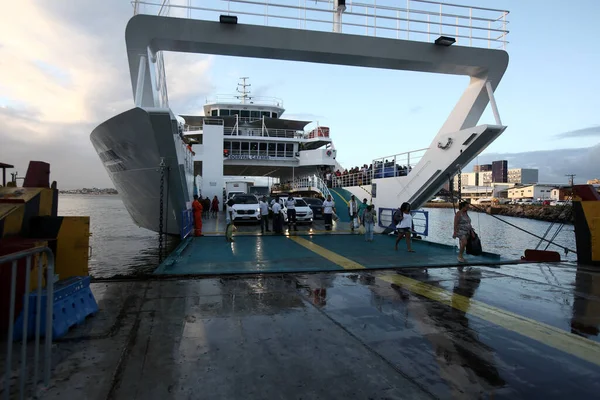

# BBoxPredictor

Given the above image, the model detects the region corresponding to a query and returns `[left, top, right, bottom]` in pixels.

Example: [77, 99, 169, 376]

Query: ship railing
[132, 0, 509, 50]
[287, 175, 332, 199]
[372, 148, 428, 178]
[205, 95, 284, 107]
[331, 148, 428, 188]
[332, 171, 372, 188]
[1, 247, 55, 399]
[378, 208, 429, 236]
[224, 127, 306, 139]
[225, 150, 296, 159]
[180, 209, 194, 239]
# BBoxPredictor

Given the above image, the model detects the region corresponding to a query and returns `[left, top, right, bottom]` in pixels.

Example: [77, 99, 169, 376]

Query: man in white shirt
[259, 197, 270, 234]
[272, 198, 283, 234]
[348, 195, 358, 232]
[322, 194, 336, 231]
[285, 195, 297, 231]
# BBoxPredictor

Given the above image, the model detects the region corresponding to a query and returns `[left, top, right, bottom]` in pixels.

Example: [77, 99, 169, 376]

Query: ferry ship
[91, 0, 511, 239]
[90, 78, 337, 236]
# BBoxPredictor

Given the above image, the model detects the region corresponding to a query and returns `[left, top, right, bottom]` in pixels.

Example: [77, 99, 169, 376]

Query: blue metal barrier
[14, 276, 98, 341]
[180, 209, 194, 239]
[377, 207, 429, 236]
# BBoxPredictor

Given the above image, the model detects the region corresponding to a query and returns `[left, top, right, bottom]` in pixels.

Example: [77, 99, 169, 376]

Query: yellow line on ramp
[289, 236, 600, 367]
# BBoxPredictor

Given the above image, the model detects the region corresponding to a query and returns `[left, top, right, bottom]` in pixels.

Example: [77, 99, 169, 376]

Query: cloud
[0, 1, 213, 189]
[554, 125, 600, 139]
[467, 143, 600, 184]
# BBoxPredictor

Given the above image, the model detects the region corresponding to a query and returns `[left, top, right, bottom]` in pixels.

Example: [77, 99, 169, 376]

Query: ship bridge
[183, 103, 337, 190]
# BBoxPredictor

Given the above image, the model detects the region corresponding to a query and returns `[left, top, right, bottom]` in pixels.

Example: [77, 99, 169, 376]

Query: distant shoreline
[60, 190, 118, 195]
[423, 202, 572, 223]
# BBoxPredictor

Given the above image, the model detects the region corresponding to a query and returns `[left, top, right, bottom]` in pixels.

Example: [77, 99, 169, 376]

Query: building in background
[480, 170, 493, 185]
[508, 168, 539, 184]
[508, 184, 557, 201]
[492, 160, 508, 183]
[453, 172, 478, 190]
[551, 187, 572, 201]
[473, 164, 492, 173]
[588, 178, 600, 184]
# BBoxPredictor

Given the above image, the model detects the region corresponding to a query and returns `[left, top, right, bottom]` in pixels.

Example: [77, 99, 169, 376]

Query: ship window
[259, 142, 267, 156]
[211, 109, 218, 116]
[250, 111, 260, 118]
[261, 111, 270, 118]
[251, 142, 258, 154]
[231, 109, 240, 116]
[224, 141, 232, 150]
[268, 143, 276, 157]
[272, 112, 278, 118]
[231, 141, 240, 154]
[241, 142, 249, 152]
[241, 110, 250, 118]
[219, 109, 230, 116]
[276, 143, 285, 156]
[285, 143, 294, 157]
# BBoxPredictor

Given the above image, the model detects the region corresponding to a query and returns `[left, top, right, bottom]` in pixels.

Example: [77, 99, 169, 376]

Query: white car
[281, 197, 314, 224]
[231, 194, 261, 223]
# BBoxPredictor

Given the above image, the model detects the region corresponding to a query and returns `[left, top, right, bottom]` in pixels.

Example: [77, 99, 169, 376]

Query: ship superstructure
[182, 78, 337, 204]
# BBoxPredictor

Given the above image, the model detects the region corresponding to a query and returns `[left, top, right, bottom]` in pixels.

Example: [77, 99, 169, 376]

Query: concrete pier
[5, 260, 600, 399]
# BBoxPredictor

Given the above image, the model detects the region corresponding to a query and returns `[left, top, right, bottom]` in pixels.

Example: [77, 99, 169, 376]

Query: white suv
[281, 197, 314, 224]
[231, 194, 261, 223]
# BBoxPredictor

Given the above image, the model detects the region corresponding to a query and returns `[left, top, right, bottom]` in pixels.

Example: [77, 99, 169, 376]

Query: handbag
[332, 212, 339, 222]
[466, 231, 483, 256]
[358, 225, 366, 234]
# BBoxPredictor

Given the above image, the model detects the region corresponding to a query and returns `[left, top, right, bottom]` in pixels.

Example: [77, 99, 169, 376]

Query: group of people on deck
[192, 190, 475, 263]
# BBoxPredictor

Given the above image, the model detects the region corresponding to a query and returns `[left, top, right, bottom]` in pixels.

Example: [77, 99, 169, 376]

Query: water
[423, 207, 577, 261]
[58, 194, 179, 278]
[58, 195, 578, 278]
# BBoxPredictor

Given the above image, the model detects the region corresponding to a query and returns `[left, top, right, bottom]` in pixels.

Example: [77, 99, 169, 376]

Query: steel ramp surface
[154, 233, 516, 276]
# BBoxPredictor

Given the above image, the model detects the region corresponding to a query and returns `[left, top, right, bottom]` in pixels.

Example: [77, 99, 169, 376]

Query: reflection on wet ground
[23, 260, 600, 400]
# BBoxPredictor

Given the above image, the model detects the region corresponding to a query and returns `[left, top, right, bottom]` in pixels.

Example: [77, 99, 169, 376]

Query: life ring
[326, 150, 332, 156]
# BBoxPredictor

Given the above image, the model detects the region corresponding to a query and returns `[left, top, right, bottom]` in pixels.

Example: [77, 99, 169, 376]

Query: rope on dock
[447, 173, 576, 254]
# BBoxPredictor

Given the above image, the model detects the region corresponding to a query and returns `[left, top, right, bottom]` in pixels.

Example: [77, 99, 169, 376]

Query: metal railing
[180, 209, 194, 239]
[332, 171, 372, 188]
[224, 127, 306, 139]
[377, 208, 429, 236]
[372, 148, 427, 177]
[1, 247, 55, 400]
[273, 174, 332, 199]
[132, 0, 509, 49]
[331, 148, 428, 188]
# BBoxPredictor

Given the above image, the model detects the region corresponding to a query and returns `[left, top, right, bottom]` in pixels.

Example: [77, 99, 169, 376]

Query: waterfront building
[508, 168, 539, 184]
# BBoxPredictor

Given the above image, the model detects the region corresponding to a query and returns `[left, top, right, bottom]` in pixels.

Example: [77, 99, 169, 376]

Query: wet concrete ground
[6, 260, 599, 400]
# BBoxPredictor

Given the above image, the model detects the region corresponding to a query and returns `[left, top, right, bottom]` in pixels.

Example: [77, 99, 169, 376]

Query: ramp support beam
[485, 80, 502, 126]
[134, 55, 147, 107]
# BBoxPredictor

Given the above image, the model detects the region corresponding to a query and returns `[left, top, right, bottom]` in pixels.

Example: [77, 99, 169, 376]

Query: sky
[0, 0, 599, 189]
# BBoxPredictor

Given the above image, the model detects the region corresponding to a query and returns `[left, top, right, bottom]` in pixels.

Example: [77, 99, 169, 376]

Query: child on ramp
[225, 199, 236, 242]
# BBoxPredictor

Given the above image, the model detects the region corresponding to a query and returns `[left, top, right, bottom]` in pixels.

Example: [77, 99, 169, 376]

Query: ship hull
[90, 107, 194, 236]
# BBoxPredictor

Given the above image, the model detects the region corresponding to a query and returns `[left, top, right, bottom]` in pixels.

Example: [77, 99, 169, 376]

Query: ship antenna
[235, 77, 252, 104]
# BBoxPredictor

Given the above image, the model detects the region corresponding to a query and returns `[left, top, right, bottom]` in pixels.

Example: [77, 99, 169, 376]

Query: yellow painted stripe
[379, 274, 600, 367]
[291, 238, 600, 367]
[329, 188, 349, 206]
[288, 236, 364, 270]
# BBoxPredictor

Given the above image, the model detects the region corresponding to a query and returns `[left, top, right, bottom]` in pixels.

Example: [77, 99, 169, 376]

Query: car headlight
[307, 210, 313, 215]
[256, 208, 260, 213]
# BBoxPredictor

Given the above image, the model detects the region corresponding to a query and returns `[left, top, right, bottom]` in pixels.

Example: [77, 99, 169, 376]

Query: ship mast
[235, 77, 252, 104]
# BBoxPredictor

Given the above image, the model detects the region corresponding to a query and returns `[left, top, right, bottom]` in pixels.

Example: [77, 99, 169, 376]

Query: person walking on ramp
[394, 202, 414, 252]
